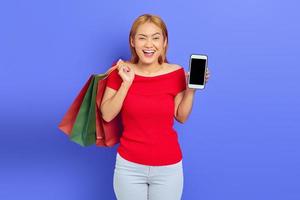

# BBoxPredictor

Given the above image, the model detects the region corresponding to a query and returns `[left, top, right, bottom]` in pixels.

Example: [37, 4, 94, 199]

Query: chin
[138, 55, 160, 65]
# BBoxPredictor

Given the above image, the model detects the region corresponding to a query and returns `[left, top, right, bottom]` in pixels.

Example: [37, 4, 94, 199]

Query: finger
[118, 64, 125, 71]
[125, 64, 132, 71]
[124, 66, 130, 72]
[121, 66, 128, 72]
[116, 59, 123, 66]
[117, 64, 122, 71]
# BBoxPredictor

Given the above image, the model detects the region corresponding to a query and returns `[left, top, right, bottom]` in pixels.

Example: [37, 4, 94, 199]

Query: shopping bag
[58, 76, 94, 135]
[95, 72, 123, 147]
[58, 60, 123, 147]
[69, 75, 97, 146]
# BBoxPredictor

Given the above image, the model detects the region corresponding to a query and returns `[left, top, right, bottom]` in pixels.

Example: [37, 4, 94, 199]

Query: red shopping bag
[58, 60, 123, 147]
[58, 76, 94, 135]
[95, 72, 123, 147]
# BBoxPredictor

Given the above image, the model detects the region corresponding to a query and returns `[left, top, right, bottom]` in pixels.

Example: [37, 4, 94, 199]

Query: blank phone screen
[190, 58, 206, 85]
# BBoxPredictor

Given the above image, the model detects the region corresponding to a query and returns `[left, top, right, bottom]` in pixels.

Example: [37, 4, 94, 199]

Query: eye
[139, 37, 145, 40]
[153, 37, 160, 40]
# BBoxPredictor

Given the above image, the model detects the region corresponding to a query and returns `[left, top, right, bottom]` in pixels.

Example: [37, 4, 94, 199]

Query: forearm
[176, 88, 196, 123]
[101, 82, 130, 122]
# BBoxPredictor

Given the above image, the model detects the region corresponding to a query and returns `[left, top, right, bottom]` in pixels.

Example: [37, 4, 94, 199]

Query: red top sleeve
[106, 69, 122, 90]
[174, 67, 187, 95]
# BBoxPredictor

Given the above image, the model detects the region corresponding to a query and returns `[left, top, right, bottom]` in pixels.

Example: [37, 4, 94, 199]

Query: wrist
[121, 81, 131, 90]
[186, 87, 196, 94]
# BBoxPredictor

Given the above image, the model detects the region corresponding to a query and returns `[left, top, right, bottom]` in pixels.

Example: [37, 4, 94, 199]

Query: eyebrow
[137, 33, 161, 37]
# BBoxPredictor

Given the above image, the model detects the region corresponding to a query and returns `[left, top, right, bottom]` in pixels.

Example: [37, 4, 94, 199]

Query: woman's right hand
[116, 59, 135, 87]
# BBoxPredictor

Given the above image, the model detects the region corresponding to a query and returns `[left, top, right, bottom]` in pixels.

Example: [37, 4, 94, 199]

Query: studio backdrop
[0, 0, 299, 200]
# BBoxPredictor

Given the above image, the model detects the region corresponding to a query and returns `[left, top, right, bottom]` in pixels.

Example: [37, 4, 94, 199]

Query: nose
[145, 38, 153, 47]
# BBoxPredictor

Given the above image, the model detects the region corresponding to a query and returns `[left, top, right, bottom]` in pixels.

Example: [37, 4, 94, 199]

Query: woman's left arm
[174, 68, 210, 123]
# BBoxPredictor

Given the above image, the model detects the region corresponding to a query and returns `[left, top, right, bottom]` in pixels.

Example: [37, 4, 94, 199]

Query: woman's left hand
[205, 67, 210, 83]
[185, 67, 210, 92]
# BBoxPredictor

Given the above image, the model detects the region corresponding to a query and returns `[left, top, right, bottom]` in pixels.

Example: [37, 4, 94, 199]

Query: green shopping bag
[70, 75, 98, 146]
[58, 60, 122, 147]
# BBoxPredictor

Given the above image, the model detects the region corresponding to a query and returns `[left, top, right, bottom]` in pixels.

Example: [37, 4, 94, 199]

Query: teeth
[143, 50, 155, 53]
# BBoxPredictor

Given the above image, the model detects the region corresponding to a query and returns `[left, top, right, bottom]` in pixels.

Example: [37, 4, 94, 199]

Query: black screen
[190, 58, 206, 85]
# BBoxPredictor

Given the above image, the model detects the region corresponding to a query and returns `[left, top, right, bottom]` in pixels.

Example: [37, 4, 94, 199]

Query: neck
[136, 61, 163, 74]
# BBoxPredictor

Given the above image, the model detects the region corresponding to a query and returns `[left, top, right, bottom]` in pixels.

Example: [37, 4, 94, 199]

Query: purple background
[1, 0, 299, 199]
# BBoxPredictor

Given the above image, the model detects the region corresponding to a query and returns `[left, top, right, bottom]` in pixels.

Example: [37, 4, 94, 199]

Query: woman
[101, 14, 210, 200]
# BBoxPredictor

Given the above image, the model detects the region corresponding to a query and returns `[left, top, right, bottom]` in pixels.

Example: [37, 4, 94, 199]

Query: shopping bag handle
[104, 60, 122, 76]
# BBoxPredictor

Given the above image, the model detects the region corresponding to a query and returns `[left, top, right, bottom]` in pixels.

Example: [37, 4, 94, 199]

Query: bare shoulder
[164, 63, 183, 71]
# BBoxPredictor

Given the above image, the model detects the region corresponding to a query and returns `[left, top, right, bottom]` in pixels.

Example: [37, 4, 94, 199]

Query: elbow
[102, 113, 118, 123]
[175, 115, 187, 124]
[100, 105, 120, 123]
[101, 108, 118, 123]
[100, 105, 112, 123]
[178, 118, 187, 124]
[102, 115, 112, 123]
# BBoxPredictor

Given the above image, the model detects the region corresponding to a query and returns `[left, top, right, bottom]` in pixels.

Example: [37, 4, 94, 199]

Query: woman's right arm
[100, 82, 130, 122]
[100, 60, 134, 122]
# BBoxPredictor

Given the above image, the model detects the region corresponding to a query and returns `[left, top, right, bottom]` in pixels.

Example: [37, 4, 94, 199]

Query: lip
[142, 50, 155, 58]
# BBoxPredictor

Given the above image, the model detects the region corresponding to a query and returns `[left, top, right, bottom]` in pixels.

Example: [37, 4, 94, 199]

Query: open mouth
[143, 50, 155, 57]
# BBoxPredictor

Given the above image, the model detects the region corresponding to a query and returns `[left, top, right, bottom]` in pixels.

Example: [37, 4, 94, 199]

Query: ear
[130, 36, 135, 47]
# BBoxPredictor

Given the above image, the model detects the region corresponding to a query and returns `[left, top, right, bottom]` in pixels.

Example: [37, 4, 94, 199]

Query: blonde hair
[129, 14, 169, 64]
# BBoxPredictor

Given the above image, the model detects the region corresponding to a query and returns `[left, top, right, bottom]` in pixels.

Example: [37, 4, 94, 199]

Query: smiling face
[130, 22, 167, 66]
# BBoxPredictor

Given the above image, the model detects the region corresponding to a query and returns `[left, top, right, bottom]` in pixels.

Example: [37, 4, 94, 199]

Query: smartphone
[188, 54, 208, 89]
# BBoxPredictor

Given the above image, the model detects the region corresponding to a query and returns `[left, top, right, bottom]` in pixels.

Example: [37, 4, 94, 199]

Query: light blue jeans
[113, 153, 184, 200]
